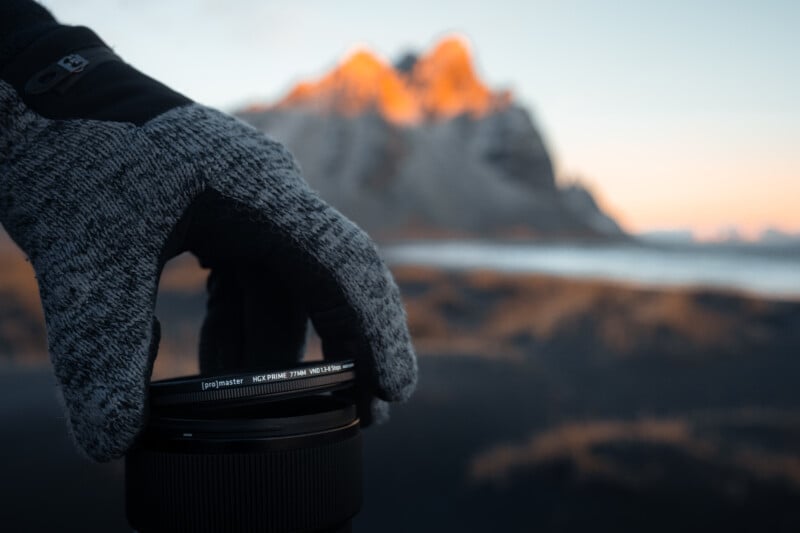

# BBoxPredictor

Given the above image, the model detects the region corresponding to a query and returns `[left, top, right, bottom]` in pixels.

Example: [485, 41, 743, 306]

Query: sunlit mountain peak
[267, 35, 510, 125]
[336, 47, 390, 75]
[409, 34, 503, 120]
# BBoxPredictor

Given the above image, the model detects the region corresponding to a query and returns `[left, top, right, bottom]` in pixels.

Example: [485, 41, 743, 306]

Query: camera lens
[125, 362, 362, 533]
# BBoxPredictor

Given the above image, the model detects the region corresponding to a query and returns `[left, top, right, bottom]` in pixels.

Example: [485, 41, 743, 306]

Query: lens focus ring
[126, 422, 362, 533]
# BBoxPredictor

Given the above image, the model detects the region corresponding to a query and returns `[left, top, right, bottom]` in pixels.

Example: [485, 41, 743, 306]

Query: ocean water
[384, 241, 800, 299]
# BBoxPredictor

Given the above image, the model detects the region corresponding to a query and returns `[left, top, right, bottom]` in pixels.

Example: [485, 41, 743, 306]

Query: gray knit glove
[0, 25, 416, 462]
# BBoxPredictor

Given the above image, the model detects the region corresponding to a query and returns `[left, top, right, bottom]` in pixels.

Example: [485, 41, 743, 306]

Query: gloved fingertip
[375, 344, 418, 403]
[370, 398, 391, 425]
[62, 378, 150, 462]
[357, 397, 390, 428]
[53, 314, 161, 462]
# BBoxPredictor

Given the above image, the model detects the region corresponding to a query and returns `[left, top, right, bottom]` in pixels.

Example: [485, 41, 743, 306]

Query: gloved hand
[0, 4, 417, 462]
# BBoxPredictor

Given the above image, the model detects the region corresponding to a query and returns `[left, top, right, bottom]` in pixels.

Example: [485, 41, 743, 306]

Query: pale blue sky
[40, 0, 800, 236]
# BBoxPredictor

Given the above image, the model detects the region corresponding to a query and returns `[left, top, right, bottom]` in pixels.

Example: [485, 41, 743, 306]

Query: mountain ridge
[247, 36, 511, 126]
[238, 36, 623, 240]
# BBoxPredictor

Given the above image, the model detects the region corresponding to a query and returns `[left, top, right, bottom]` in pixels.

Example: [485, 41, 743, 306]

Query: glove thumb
[40, 251, 161, 462]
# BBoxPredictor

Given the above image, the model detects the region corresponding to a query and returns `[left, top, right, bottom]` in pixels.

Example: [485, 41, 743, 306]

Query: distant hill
[237, 36, 623, 240]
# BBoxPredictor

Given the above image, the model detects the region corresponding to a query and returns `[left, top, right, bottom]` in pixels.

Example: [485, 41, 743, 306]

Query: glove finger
[40, 256, 161, 462]
[281, 196, 417, 403]
[203, 140, 417, 403]
[353, 393, 390, 428]
[199, 265, 307, 375]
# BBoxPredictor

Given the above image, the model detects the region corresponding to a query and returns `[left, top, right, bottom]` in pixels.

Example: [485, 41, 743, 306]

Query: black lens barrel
[126, 384, 362, 533]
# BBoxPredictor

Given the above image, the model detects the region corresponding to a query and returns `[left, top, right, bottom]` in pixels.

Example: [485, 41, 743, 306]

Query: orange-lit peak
[278, 47, 420, 124]
[272, 35, 510, 125]
[422, 35, 474, 69]
[337, 48, 387, 77]
[410, 35, 498, 120]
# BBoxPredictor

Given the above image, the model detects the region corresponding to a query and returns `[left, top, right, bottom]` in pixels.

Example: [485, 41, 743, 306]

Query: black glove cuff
[0, 0, 60, 69]
[1, 24, 191, 125]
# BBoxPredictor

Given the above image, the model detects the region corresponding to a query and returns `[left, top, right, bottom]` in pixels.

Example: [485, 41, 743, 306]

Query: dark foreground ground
[3, 351, 800, 532]
[2, 251, 800, 531]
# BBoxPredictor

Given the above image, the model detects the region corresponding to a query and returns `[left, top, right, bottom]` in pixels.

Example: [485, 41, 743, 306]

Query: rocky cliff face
[238, 36, 623, 240]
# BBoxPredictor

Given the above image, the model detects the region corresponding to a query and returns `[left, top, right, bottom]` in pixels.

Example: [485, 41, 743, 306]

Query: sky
[40, 0, 800, 238]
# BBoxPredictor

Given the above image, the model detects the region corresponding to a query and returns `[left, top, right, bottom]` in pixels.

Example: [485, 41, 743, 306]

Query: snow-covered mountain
[237, 36, 623, 240]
